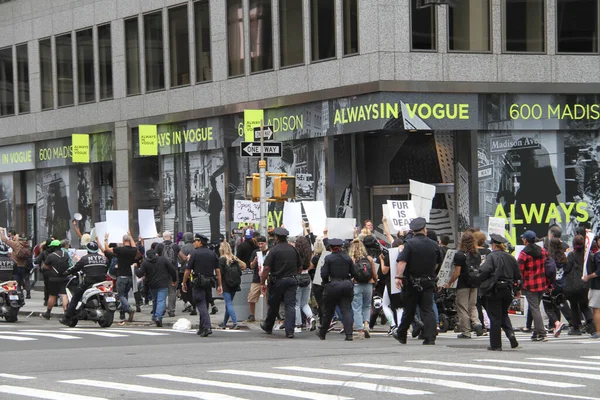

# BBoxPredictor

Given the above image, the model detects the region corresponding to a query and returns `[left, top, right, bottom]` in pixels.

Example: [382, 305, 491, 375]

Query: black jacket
[478, 250, 521, 297]
[64, 253, 108, 285]
[136, 250, 177, 289]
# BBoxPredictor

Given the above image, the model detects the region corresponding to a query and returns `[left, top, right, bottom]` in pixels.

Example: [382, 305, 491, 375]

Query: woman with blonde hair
[310, 236, 327, 327]
[218, 241, 246, 329]
[348, 238, 377, 338]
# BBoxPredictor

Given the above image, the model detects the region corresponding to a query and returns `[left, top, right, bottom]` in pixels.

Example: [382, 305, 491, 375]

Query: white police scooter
[0, 280, 23, 322]
[64, 272, 117, 328]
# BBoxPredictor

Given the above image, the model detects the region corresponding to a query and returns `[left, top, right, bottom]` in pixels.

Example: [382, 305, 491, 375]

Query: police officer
[316, 238, 354, 341]
[393, 217, 441, 345]
[41, 240, 71, 320]
[0, 244, 16, 282]
[59, 241, 108, 325]
[182, 233, 223, 337]
[260, 227, 301, 339]
[478, 234, 521, 351]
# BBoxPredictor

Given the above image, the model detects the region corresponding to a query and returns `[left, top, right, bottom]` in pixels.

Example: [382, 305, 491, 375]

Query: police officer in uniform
[59, 241, 108, 325]
[260, 227, 301, 338]
[0, 244, 16, 282]
[393, 217, 441, 345]
[316, 238, 354, 341]
[478, 234, 521, 351]
[182, 234, 223, 337]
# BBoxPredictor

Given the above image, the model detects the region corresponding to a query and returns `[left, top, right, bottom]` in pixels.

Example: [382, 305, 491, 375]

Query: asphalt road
[1, 318, 600, 400]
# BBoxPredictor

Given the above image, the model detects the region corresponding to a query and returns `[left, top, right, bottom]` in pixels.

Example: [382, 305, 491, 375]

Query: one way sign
[240, 141, 283, 158]
[253, 125, 274, 141]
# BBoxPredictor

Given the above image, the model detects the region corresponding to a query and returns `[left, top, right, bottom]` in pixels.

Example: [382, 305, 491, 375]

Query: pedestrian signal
[245, 176, 260, 201]
[273, 176, 296, 199]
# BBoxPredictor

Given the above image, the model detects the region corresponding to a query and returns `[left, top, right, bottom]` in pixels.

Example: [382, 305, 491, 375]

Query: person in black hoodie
[135, 244, 177, 327]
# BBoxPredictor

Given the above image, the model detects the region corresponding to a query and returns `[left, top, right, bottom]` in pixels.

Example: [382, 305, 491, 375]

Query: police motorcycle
[63, 272, 117, 328]
[0, 280, 24, 322]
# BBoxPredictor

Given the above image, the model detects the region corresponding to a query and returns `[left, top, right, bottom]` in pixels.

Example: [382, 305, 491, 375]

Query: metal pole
[259, 120, 268, 236]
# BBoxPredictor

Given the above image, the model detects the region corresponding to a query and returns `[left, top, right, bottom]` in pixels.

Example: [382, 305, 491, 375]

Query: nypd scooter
[0, 280, 24, 322]
[63, 272, 117, 328]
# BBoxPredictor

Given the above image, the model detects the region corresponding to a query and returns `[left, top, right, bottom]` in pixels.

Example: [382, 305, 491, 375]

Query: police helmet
[86, 241, 99, 253]
[0, 244, 8, 255]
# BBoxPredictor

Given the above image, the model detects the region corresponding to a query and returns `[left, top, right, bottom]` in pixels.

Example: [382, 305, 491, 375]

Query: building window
[145, 11, 165, 91]
[279, 0, 303, 67]
[343, 0, 358, 55]
[169, 5, 190, 87]
[250, 0, 273, 72]
[448, 0, 491, 52]
[40, 38, 53, 109]
[56, 33, 74, 107]
[557, 0, 598, 53]
[16, 44, 29, 113]
[503, 0, 545, 52]
[125, 17, 140, 95]
[195, 0, 212, 82]
[310, 0, 336, 61]
[98, 24, 113, 100]
[411, 0, 436, 51]
[0, 46, 14, 116]
[227, 0, 245, 76]
[76, 29, 94, 103]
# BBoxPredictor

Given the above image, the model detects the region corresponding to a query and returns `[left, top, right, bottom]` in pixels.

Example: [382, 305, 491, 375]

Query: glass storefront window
[169, 4, 190, 87]
[279, 0, 303, 67]
[145, 11, 165, 91]
[227, 0, 245, 76]
[249, 0, 273, 72]
[0, 46, 14, 116]
[343, 0, 358, 55]
[503, 0, 545, 53]
[125, 17, 141, 96]
[411, 0, 436, 51]
[448, 0, 491, 52]
[310, 0, 336, 61]
[16, 44, 29, 113]
[98, 24, 113, 100]
[56, 33, 74, 107]
[557, 0, 598, 53]
[76, 29, 95, 104]
[195, 0, 212, 82]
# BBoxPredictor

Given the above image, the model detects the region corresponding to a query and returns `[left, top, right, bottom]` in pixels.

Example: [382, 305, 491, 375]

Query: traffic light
[273, 176, 296, 199]
[245, 176, 260, 201]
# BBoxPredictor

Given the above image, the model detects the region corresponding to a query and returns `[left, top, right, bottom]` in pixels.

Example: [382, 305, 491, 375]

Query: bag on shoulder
[223, 259, 242, 288]
[163, 243, 177, 268]
[465, 252, 482, 287]
[544, 256, 557, 283]
[352, 257, 372, 283]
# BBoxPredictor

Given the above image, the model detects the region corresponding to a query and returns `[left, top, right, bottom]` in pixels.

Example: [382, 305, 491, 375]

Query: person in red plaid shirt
[518, 230, 550, 342]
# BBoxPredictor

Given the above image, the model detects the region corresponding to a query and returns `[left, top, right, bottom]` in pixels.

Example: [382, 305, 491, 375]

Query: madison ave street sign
[240, 141, 283, 157]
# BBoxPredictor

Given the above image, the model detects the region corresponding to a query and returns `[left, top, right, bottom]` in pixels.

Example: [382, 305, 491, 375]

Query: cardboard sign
[388, 247, 401, 294]
[436, 249, 458, 289]
[138, 209, 158, 239]
[326, 218, 356, 240]
[302, 201, 327, 237]
[312, 250, 331, 286]
[106, 210, 129, 244]
[233, 200, 260, 223]
[488, 217, 506, 236]
[386, 200, 417, 232]
[283, 202, 303, 236]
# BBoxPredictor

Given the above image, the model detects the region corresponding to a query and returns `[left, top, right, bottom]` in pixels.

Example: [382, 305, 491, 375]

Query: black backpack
[465, 252, 482, 287]
[352, 257, 372, 283]
[163, 243, 177, 269]
[223, 259, 242, 288]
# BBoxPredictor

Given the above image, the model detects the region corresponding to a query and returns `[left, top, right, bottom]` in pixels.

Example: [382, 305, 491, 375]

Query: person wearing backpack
[348, 239, 377, 339]
[161, 231, 181, 318]
[444, 231, 485, 338]
[542, 237, 571, 337]
[218, 241, 246, 329]
[565, 235, 593, 335]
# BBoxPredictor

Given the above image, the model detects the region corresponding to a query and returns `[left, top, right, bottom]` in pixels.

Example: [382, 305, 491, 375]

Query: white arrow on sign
[253, 126, 274, 140]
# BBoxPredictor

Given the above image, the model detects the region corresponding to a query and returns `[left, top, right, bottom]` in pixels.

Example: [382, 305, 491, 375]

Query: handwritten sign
[386, 200, 417, 232]
[436, 249, 457, 289]
[233, 200, 260, 223]
[488, 217, 506, 236]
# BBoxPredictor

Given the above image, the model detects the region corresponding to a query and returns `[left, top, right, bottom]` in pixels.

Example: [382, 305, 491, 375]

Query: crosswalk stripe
[0, 335, 37, 341]
[142, 374, 352, 400]
[61, 379, 247, 400]
[276, 366, 503, 392]
[211, 369, 431, 395]
[529, 357, 600, 366]
[409, 360, 600, 381]
[476, 359, 600, 371]
[0, 331, 80, 340]
[582, 356, 600, 359]
[105, 329, 169, 336]
[24, 329, 128, 338]
[0, 385, 107, 400]
[348, 363, 582, 388]
[0, 373, 35, 380]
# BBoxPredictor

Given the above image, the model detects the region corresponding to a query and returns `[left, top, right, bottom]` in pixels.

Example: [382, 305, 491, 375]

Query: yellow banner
[71, 134, 90, 163]
[244, 109, 264, 141]
[139, 125, 158, 156]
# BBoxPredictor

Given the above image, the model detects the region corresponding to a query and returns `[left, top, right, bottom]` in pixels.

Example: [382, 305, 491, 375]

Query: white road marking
[529, 357, 600, 365]
[24, 329, 128, 338]
[276, 366, 503, 392]
[142, 374, 352, 400]
[476, 359, 600, 371]
[0, 385, 107, 400]
[61, 379, 246, 400]
[102, 329, 169, 336]
[348, 363, 582, 388]
[0, 335, 37, 341]
[211, 369, 431, 395]
[582, 356, 600, 359]
[0, 373, 35, 380]
[0, 331, 80, 340]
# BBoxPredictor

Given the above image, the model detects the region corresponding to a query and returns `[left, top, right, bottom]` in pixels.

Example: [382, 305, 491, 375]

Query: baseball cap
[520, 230, 537, 243]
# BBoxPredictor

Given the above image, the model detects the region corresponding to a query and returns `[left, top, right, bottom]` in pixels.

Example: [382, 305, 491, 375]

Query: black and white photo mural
[0, 174, 13, 229]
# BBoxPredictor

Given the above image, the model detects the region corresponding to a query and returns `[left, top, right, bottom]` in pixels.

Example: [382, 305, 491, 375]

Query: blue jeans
[223, 291, 237, 325]
[116, 276, 134, 313]
[352, 283, 373, 330]
[295, 284, 313, 325]
[150, 287, 168, 322]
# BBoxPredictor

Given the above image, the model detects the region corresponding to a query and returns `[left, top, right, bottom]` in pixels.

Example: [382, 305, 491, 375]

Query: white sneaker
[294, 326, 302, 333]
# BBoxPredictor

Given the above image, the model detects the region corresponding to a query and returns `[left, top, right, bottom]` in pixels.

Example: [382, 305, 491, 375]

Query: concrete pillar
[114, 121, 131, 220]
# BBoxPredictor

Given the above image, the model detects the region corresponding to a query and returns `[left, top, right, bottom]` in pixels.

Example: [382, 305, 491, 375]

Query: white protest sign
[257, 251, 268, 277]
[138, 209, 158, 239]
[143, 237, 164, 256]
[386, 200, 417, 232]
[131, 265, 143, 293]
[383, 204, 399, 234]
[283, 202, 303, 236]
[388, 247, 401, 294]
[93, 222, 107, 244]
[409, 180, 436, 221]
[312, 250, 331, 286]
[302, 201, 327, 237]
[106, 210, 129, 244]
[326, 218, 356, 239]
[488, 217, 506, 236]
[233, 200, 260, 223]
[436, 249, 457, 289]
[583, 231, 595, 278]
[514, 245, 525, 261]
